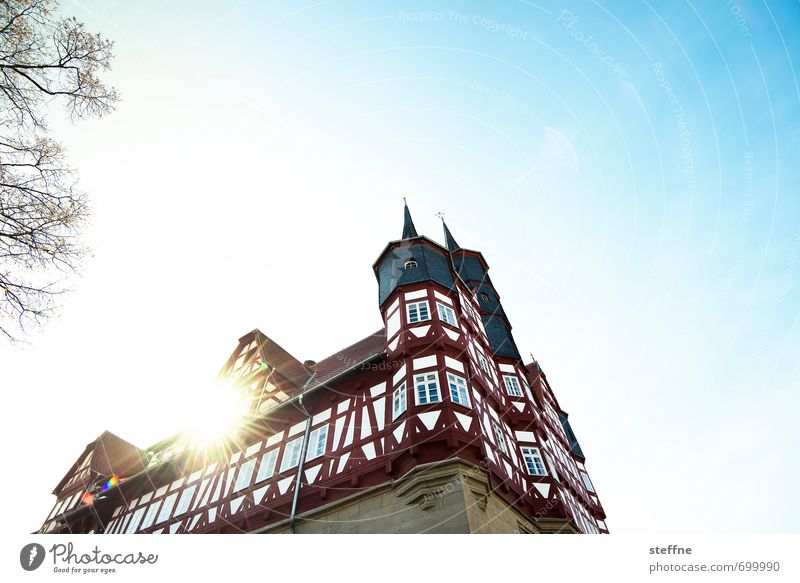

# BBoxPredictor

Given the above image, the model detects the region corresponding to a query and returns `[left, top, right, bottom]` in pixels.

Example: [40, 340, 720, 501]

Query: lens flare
[101, 474, 119, 491]
[185, 378, 249, 450]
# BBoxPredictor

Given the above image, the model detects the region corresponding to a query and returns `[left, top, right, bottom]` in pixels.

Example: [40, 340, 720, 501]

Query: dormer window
[404, 259, 418, 269]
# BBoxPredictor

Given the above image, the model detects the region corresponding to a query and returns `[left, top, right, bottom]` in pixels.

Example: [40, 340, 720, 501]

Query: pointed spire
[401, 197, 418, 239]
[442, 219, 460, 252]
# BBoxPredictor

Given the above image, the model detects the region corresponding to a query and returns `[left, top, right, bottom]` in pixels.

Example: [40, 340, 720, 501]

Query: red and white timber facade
[38, 203, 608, 534]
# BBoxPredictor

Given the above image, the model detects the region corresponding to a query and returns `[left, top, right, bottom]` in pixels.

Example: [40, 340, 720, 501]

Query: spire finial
[401, 199, 418, 239]
[441, 216, 460, 252]
[436, 210, 445, 221]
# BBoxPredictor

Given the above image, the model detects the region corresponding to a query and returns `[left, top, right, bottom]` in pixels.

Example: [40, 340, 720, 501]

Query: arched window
[480, 292, 490, 303]
[404, 259, 418, 269]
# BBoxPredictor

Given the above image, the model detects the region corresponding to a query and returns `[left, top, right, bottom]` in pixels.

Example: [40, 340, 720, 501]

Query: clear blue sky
[2, 0, 798, 533]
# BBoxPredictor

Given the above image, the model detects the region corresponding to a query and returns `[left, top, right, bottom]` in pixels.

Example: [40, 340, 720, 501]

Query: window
[545, 453, 560, 481]
[415, 373, 441, 405]
[193, 479, 211, 509]
[156, 492, 178, 525]
[492, 420, 509, 455]
[392, 382, 407, 420]
[174, 484, 198, 516]
[437, 303, 457, 326]
[255, 449, 279, 483]
[70, 491, 83, 510]
[521, 447, 547, 476]
[503, 375, 523, 397]
[47, 500, 62, 521]
[463, 301, 479, 323]
[406, 301, 430, 324]
[140, 502, 161, 531]
[404, 259, 417, 269]
[233, 458, 256, 493]
[125, 507, 146, 534]
[478, 353, 490, 375]
[581, 472, 595, 493]
[307, 425, 328, 461]
[480, 292, 490, 303]
[446, 373, 471, 407]
[280, 436, 304, 472]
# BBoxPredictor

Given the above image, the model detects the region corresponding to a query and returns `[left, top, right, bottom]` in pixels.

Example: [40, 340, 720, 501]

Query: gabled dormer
[52, 431, 146, 499]
[218, 329, 314, 417]
[41, 431, 147, 532]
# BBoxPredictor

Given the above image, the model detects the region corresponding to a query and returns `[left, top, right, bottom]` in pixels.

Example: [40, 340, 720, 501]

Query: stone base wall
[260, 459, 576, 534]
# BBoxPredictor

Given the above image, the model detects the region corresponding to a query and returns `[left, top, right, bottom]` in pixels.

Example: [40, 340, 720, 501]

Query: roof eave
[371, 235, 451, 274]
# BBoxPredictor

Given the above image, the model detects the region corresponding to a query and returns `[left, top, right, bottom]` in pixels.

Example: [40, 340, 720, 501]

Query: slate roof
[402, 200, 418, 239]
[442, 220, 461, 252]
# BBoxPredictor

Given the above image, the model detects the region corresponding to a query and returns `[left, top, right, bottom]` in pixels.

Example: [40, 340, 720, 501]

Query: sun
[184, 378, 250, 450]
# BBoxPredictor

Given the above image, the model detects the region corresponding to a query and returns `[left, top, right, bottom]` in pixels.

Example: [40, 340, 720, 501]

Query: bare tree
[1, 0, 117, 341]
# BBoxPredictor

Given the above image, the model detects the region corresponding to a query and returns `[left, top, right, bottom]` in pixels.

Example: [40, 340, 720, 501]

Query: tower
[38, 202, 608, 534]
[444, 220, 521, 361]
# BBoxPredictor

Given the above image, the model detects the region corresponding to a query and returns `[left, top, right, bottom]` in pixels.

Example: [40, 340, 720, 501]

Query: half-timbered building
[38, 203, 608, 534]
